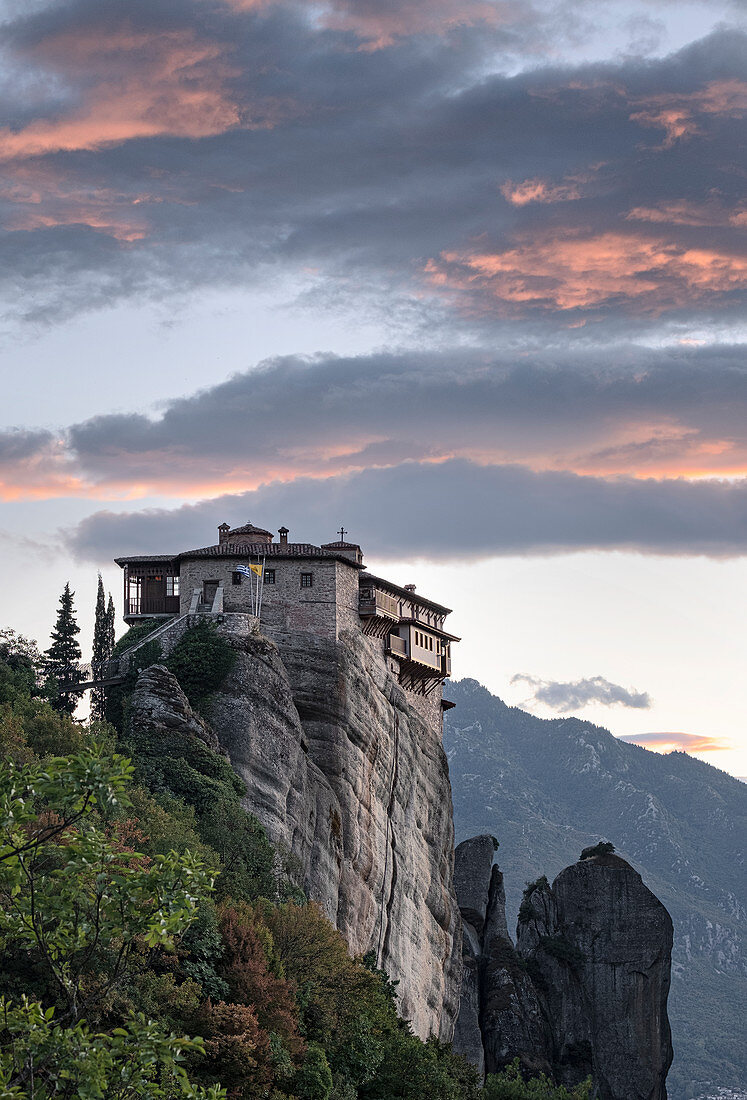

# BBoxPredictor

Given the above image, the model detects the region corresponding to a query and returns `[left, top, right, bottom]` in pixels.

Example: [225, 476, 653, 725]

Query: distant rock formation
[453, 837, 673, 1100]
[445, 678, 747, 1100]
[126, 620, 462, 1041]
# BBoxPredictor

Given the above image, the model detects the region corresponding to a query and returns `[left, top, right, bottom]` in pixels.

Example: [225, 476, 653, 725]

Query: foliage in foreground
[0, 747, 223, 1099]
[0, 626, 599, 1099]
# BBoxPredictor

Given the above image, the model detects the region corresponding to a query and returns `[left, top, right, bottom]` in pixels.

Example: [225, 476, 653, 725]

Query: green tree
[44, 583, 83, 716]
[91, 575, 115, 721]
[0, 631, 43, 705]
[106, 593, 116, 663]
[0, 747, 224, 1098]
[483, 1060, 592, 1099]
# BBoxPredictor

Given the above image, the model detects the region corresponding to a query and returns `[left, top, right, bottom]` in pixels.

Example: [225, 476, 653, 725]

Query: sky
[1, 0, 746, 776]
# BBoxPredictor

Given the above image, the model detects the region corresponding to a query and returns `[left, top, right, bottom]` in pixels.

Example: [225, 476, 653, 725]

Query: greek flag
[236, 563, 262, 578]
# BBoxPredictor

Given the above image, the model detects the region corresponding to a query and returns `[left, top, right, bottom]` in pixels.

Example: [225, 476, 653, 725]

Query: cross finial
[338, 526, 347, 542]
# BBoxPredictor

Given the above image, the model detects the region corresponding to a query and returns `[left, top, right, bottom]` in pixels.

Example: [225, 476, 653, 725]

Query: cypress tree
[45, 583, 83, 715]
[106, 593, 116, 658]
[91, 574, 108, 720]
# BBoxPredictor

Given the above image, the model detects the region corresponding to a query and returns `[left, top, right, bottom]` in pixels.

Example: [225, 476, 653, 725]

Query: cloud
[64, 457, 747, 563]
[0, 0, 743, 334]
[5, 342, 747, 499]
[426, 231, 747, 316]
[0, 428, 86, 500]
[629, 78, 747, 146]
[512, 673, 651, 712]
[0, 27, 249, 162]
[618, 731, 732, 753]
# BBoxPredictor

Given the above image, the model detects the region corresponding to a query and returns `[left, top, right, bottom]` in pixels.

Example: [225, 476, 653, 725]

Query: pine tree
[91, 574, 109, 720]
[45, 582, 83, 716]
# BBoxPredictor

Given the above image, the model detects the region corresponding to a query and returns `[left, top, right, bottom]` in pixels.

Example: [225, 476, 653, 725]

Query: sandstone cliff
[126, 618, 461, 1041]
[453, 838, 673, 1100]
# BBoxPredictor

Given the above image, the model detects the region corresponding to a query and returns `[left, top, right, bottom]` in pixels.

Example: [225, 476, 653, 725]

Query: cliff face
[453, 838, 673, 1100]
[127, 617, 461, 1041]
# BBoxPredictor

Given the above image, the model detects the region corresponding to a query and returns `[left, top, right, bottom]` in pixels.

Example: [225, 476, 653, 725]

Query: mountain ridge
[444, 678, 746, 1100]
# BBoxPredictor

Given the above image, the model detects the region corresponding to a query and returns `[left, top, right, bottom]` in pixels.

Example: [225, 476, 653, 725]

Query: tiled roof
[114, 554, 177, 565]
[224, 522, 273, 539]
[360, 572, 452, 614]
[178, 541, 364, 567]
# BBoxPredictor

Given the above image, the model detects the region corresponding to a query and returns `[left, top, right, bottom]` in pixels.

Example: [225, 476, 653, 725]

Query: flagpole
[257, 556, 266, 622]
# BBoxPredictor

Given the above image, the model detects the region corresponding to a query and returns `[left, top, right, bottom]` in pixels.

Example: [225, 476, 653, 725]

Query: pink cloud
[630, 79, 747, 146]
[619, 732, 732, 754]
[626, 199, 747, 228]
[0, 27, 290, 163]
[500, 177, 582, 206]
[424, 230, 747, 314]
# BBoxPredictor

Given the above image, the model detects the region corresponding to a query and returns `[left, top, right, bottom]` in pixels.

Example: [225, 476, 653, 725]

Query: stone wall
[178, 556, 357, 642]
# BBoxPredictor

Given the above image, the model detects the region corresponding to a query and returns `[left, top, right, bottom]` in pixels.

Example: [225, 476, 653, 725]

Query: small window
[265, 569, 276, 585]
[232, 571, 242, 586]
[166, 575, 179, 596]
[300, 572, 314, 588]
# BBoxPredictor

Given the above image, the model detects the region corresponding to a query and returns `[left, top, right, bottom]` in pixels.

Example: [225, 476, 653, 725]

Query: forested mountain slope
[445, 679, 747, 1100]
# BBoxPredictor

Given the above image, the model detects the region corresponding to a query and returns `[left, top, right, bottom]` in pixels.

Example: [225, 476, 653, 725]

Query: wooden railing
[127, 596, 179, 616]
[359, 588, 400, 619]
[388, 634, 407, 657]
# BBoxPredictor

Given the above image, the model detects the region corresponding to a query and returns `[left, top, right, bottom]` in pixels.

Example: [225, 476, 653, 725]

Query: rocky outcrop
[453, 840, 673, 1100]
[518, 852, 673, 1100]
[452, 837, 552, 1080]
[129, 664, 219, 751]
[128, 622, 461, 1041]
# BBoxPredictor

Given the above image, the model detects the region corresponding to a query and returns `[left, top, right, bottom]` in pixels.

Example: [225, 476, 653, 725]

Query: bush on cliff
[166, 620, 236, 710]
[484, 1060, 591, 1099]
[579, 841, 615, 860]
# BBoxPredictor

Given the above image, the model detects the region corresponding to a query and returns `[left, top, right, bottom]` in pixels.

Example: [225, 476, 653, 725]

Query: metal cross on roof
[338, 526, 347, 541]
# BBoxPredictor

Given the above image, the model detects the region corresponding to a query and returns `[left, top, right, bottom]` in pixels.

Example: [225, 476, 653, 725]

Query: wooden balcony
[359, 585, 401, 636]
[388, 634, 407, 657]
[126, 595, 179, 618]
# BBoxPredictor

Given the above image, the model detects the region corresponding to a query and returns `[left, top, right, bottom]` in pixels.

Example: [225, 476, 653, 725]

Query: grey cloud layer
[512, 673, 652, 711]
[0, 0, 744, 334]
[65, 458, 747, 562]
[58, 343, 747, 482]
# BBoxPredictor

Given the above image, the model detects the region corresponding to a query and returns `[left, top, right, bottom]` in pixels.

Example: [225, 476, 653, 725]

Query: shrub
[166, 621, 236, 710]
[518, 876, 549, 923]
[579, 841, 615, 860]
[484, 1059, 592, 1099]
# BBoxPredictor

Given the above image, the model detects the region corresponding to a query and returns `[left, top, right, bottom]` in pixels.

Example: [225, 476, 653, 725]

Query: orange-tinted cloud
[630, 79, 747, 146]
[500, 177, 582, 205]
[425, 230, 747, 314]
[0, 27, 287, 163]
[619, 732, 732, 754]
[626, 199, 747, 227]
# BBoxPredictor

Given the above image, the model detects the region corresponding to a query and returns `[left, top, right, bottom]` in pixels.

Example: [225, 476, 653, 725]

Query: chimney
[218, 522, 231, 544]
[278, 526, 289, 546]
[404, 584, 416, 592]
